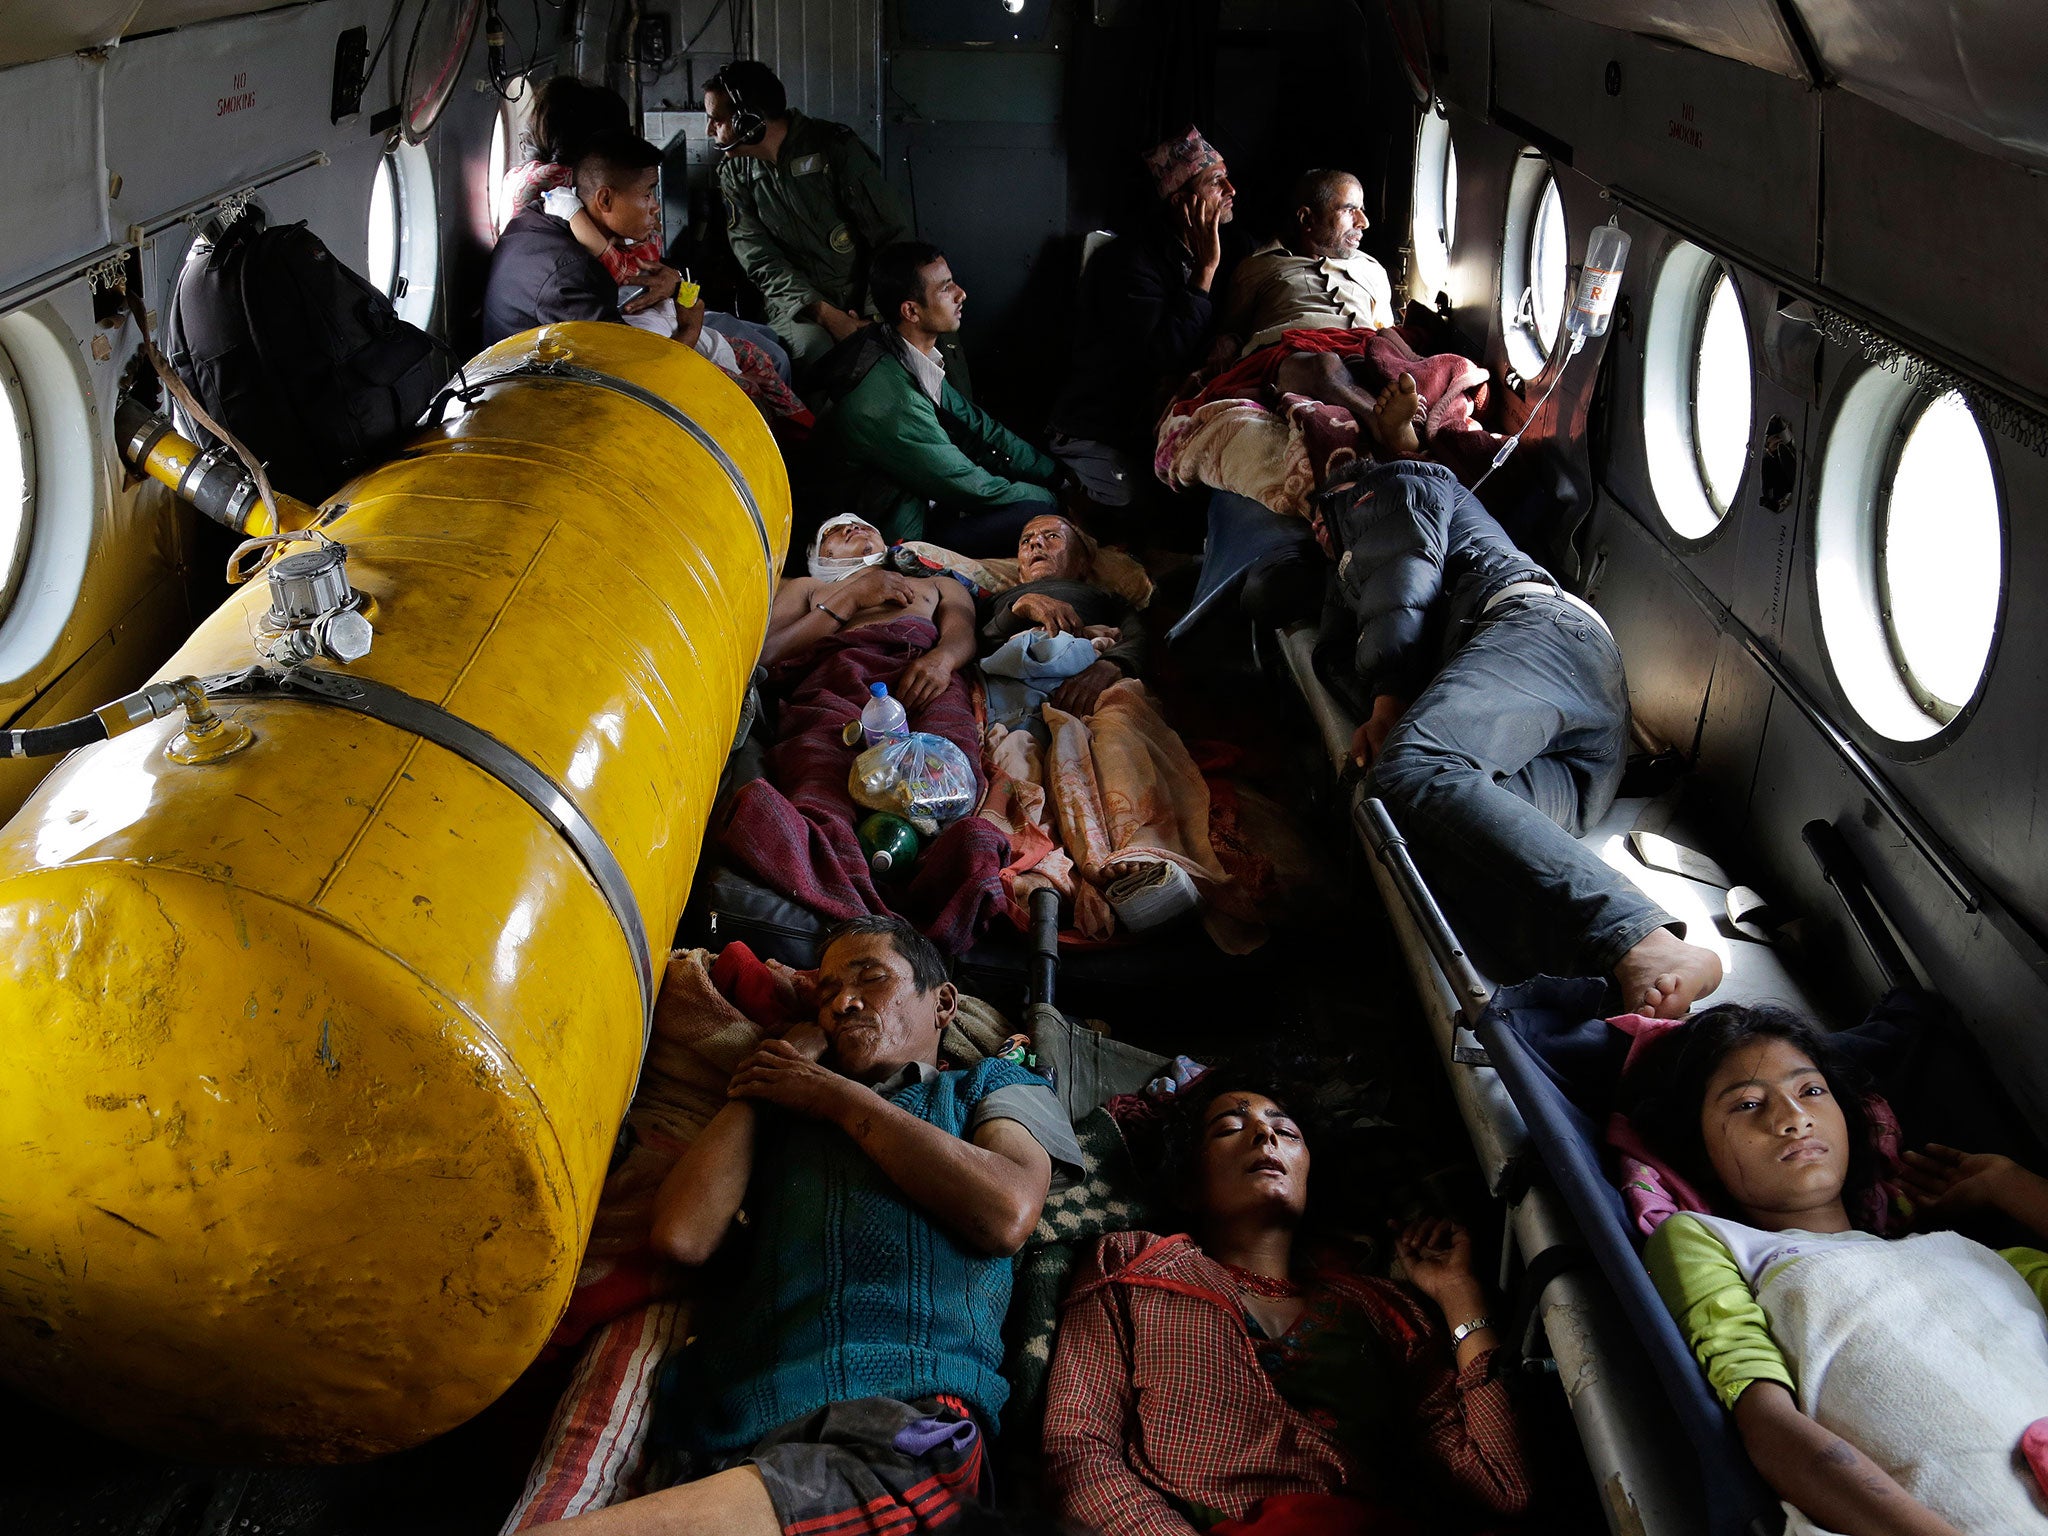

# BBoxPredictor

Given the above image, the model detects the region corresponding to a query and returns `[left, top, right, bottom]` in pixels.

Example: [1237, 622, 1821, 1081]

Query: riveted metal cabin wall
[1490, 1, 1820, 281]
[0, 323, 791, 1461]
[757, 0, 885, 154]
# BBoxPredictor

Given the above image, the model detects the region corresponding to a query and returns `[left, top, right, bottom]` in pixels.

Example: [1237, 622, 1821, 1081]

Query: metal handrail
[1356, 797, 1495, 1023]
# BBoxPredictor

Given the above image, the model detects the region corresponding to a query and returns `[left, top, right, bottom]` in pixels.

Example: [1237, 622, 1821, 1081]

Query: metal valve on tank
[261, 542, 374, 665]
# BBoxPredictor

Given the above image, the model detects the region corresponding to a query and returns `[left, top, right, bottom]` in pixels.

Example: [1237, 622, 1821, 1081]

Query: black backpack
[164, 219, 454, 504]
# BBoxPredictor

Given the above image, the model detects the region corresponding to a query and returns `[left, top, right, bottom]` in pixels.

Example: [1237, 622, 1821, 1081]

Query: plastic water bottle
[858, 812, 921, 880]
[1566, 218, 1632, 341]
[859, 681, 909, 747]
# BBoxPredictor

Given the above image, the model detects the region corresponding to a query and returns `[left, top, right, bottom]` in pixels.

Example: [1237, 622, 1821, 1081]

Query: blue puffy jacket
[1313, 459, 1550, 711]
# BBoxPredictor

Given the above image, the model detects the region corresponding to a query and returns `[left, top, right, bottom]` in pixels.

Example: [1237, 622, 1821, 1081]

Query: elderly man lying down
[978, 513, 1147, 733]
[971, 515, 1259, 951]
[716, 517, 1008, 953]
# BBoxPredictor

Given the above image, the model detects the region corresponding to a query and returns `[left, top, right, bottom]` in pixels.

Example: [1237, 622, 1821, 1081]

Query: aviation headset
[707, 66, 769, 152]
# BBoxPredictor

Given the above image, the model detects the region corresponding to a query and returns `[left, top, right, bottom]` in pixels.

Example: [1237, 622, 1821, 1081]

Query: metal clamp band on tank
[0, 322, 791, 1462]
[196, 663, 657, 1047]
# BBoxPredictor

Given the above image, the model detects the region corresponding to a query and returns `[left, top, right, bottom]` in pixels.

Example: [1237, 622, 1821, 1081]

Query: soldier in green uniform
[705, 61, 915, 371]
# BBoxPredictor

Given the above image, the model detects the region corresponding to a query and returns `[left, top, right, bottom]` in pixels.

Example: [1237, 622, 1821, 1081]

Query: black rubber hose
[6, 714, 110, 760]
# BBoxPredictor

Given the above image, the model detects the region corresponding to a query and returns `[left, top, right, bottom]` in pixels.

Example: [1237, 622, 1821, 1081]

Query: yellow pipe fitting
[0, 324, 789, 1461]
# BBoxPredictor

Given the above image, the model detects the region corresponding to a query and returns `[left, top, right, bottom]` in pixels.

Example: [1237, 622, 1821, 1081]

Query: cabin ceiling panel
[1491, 3, 1818, 279]
[0, 56, 111, 292]
[1518, 0, 1806, 80]
[1820, 90, 2048, 407]
[102, 3, 351, 233]
[0, 1, 142, 71]
[1793, 0, 2048, 173]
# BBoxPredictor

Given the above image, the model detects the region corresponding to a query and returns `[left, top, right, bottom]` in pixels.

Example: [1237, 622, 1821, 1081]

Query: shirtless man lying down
[765, 515, 976, 709]
[723, 514, 1008, 952]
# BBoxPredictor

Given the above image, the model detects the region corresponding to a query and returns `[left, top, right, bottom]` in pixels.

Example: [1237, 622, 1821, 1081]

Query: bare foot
[1369, 371, 1423, 456]
[1613, 928, 1723, 1018]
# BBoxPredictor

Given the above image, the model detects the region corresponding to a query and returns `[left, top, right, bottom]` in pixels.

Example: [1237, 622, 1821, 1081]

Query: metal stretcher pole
[1358, 797, 1495, 1025]
[1802, 819, 1916, 992]
[1026, 886, 1060, 1011]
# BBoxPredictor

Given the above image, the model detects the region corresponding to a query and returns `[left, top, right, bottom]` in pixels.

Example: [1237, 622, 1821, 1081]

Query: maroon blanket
[717, 614, 1009, 954]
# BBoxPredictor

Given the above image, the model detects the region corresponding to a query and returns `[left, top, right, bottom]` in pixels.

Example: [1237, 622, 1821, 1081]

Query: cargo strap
[437, 355, 775, 607]
[199, 665, 657, 1052]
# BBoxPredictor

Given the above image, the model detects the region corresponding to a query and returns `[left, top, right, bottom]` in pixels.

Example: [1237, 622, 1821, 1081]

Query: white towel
[1696, 1215, 2048, 1533]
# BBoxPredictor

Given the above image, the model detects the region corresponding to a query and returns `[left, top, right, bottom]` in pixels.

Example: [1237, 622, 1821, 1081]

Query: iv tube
[1471, 215, 1631, 491]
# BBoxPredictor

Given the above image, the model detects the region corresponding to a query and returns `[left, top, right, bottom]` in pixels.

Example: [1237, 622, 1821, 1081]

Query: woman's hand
[895, 649, 957, 710]
[1396, 1217, 1485, 1315]
[1900, 1143, 2022, 1217]
[764, 957, 819, 1020]
[1049, 659, 1122, 717]
[778, 1021, 830, 1064]
[1010, 593, 1085, 636]
[728, 1039, 856, 1123]
[673, 293, 707, 347]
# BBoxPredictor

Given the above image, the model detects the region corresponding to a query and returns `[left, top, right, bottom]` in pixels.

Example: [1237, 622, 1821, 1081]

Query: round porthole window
[1500, 152, 1567, 378]
[1814, 373, 2003, 744]
[0, 338, 34, 622]
[488, 78, 534, 236]
[1643, 241, 1753, 540]
[0, 307, 98, 685]
[1410, 105, 1459, 303]
[366, 141, 439, 329]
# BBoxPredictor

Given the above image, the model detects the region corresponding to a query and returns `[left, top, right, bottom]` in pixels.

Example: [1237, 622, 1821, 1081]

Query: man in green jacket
[809, 241, 1063, 557]
[706, 61, 915, 369]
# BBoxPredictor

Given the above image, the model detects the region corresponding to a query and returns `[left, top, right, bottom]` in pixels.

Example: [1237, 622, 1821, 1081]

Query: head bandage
[807, 514, 887, 582]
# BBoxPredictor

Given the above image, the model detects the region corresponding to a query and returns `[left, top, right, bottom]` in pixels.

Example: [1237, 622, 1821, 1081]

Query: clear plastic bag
[849, 732, 976, 835]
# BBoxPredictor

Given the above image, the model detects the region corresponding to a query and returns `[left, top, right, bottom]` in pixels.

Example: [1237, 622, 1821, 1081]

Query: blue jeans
[1370, 592, 1674, 980]
[704, 312, 793, 385]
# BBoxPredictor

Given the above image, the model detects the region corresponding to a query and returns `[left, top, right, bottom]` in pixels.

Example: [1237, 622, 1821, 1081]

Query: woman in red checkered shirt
[1042, 1064, 1534, 1535]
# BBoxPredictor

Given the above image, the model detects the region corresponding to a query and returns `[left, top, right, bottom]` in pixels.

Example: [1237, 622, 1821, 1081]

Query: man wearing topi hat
[1046, 125, 1238, 507]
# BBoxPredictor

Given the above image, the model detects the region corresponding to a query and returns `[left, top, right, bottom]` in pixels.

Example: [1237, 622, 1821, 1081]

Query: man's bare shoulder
[779, 574, 823, 601]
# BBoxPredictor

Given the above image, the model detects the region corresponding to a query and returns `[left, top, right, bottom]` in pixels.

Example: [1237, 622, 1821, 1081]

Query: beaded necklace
[1222, 1262, 1304, 1300]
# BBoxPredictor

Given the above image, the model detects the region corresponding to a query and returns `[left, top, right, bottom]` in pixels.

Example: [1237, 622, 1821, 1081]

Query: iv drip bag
[1567, 219, 1631, 340]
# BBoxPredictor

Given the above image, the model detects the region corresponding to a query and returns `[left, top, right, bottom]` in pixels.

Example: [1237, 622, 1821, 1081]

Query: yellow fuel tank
[0, 324, 789, 1460]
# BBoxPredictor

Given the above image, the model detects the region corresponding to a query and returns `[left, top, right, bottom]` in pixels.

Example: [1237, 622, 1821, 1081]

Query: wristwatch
[1449, 1316, 1494, 1346]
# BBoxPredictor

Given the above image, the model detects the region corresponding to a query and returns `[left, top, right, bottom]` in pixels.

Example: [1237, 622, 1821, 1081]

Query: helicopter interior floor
[0, 530, 1608, 1534]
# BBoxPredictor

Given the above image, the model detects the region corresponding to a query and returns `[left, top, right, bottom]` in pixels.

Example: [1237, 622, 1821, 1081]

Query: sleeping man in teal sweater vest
[529, 914, 1083, 1536]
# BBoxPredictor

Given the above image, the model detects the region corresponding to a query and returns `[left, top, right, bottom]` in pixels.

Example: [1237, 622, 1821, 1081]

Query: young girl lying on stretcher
[1624, 1004, 2048, 1536]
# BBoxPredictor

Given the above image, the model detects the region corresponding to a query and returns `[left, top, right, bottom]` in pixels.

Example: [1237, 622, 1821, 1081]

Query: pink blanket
[1155, 325, 1501, 517]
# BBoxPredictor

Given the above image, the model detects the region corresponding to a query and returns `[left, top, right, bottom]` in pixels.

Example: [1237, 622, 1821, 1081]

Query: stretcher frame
[1272, 622, 1781, 1536]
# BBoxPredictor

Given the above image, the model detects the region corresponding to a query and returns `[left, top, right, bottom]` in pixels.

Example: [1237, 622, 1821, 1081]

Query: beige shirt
[1225, 239, 1395, 356]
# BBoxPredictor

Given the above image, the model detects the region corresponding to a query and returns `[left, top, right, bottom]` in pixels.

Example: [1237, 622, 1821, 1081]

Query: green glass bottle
[857, 812, 922, 880]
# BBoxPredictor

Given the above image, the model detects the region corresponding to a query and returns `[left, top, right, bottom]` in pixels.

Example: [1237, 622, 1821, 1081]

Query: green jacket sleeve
[837, 369, 1058, 515]
[941, 383, 1062, 490]
[719, 166, 825, 326]
[1644, 1215, 1797, 1412]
